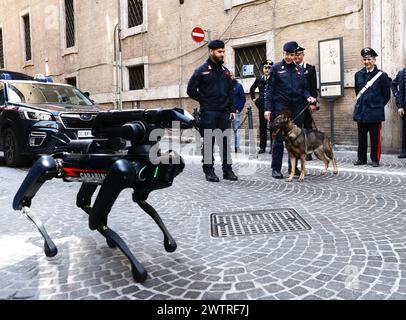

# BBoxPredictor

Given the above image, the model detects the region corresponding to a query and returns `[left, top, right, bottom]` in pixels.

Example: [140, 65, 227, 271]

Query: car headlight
[19, 107, 54, 121]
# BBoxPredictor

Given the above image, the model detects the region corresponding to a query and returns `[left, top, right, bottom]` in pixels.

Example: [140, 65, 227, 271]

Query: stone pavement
[1, 148, 406, 300]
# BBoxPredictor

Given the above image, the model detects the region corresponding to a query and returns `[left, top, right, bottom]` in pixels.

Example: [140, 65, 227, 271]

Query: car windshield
[6, 82, 94, 106]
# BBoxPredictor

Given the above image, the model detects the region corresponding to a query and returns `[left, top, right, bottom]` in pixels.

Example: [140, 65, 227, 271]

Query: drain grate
[210, 208, 311, 238]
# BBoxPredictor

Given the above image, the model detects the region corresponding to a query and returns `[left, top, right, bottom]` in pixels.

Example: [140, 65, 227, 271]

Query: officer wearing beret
[250, 59, 274, 154]
[187, 40, 238, 182]
[391, 66, 406, 158]
[294, 45, 318, 161]
[353, 47, 391, 167]
[264, 41, 316, 179]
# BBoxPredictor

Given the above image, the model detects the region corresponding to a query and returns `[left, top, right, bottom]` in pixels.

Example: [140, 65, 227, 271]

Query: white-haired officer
[353, 47, 391, 167]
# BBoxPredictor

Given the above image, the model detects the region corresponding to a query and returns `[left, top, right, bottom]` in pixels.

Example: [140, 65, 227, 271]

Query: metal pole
[206, 29, 212, 41]
[193, 108, 201, 155]
[247, 106, 257, 158]
[328, 98, 335, 145]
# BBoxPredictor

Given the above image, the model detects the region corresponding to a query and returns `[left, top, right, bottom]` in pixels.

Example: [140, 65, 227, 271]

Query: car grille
[59, 113, 97, 129]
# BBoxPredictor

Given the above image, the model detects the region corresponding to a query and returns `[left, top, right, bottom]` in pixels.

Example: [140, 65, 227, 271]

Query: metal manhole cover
[210, 208, 311, 238]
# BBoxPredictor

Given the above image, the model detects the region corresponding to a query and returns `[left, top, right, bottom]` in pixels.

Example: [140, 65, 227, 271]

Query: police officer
[294, 45, 318, 161]
[264, 41, 316, 179]
[187, 40, 238, 182]
[353, 47, 391, 167]
[231, 71, 246, 152]
[250, 59, 274, 154]
[391, 66, 406, 158]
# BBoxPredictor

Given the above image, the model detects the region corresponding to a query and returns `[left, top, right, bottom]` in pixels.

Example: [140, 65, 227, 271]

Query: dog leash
[291, 102, 311, 123]
[293, 102, 319, 131]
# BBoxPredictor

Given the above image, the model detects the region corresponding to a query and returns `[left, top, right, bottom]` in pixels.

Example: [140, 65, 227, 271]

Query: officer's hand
[230, 113, 236, 121]
[307, 97, 317, 104]
[264, 111, 271, 121]
[309, 105, 318, 112]
[398, 108, 405, 117]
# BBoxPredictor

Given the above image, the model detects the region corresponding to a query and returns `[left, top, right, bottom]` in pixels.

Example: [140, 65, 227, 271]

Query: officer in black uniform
[294, 45, 318, 161]
[353, 47, 391, 167]
[264, 41, 316, 179]
[187, 40, 238, 182]
[250, 59, 274, 154]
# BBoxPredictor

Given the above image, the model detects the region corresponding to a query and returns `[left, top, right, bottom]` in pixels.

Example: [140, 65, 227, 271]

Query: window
[66, 77, 77, 87]
[0, 28, 4, 68]
[65, 0, 75, 48]
[128, 65, 144, 90]
[224, 0, 256, 10]
[234, 44, 266, 78]
[22, 14, 31, 61]
[120, 0, 147, 38]
[128, 0, 143, 28]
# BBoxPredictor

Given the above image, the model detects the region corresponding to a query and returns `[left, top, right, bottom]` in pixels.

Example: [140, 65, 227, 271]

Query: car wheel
[4, 128, 27, 167]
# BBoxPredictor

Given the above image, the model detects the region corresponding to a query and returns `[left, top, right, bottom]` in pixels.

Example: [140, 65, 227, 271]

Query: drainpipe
[178, 8, 183, 109]
[114, 0, 123, 111]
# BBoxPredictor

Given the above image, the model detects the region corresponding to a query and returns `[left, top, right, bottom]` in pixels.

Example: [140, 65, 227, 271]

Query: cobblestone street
[1, 149, 406, 300]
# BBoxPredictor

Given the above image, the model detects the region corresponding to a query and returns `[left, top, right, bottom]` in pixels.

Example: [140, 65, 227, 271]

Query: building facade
[0, 0, 405, 152]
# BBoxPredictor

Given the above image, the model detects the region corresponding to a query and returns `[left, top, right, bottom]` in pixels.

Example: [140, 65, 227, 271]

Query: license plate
[77, 130, 93, 138]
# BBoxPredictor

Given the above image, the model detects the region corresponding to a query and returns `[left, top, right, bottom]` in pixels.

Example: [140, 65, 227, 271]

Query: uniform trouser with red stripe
[357, 122, 381, 163]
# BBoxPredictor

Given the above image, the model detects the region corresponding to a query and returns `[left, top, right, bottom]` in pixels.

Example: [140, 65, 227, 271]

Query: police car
[0, 70, 100, 167]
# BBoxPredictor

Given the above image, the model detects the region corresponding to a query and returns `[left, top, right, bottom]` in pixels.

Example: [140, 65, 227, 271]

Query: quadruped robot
[13, 108, 195, 282]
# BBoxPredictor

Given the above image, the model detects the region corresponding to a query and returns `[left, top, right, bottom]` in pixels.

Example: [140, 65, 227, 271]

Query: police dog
[273, 113, 338, 182]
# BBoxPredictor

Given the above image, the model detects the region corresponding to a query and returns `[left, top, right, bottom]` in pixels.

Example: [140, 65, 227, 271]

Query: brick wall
[0, 0, 402, 152]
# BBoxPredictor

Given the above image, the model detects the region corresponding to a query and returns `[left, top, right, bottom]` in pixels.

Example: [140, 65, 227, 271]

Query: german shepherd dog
[273, 113, 338, 182]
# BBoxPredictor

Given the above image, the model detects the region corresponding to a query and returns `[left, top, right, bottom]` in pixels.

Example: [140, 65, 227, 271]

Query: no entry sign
[191, 27, 205, 43]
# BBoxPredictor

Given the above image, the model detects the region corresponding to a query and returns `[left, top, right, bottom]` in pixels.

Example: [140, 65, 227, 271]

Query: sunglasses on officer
[264, 65, 272, 69]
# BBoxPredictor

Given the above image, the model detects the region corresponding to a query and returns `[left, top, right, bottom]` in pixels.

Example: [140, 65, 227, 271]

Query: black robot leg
[136, 200, 177, 253]
[76, 183, 118, 248]
[12, 156, 59, 257]
[88, 159, 147, 282]
[76, 183, 98, 215]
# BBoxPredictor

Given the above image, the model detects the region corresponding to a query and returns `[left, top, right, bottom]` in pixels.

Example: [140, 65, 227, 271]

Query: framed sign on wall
[318, 37, 344, 99]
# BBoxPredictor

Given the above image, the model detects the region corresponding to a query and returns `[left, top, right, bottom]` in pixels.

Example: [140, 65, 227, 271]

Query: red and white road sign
[191, 27, 205, 43]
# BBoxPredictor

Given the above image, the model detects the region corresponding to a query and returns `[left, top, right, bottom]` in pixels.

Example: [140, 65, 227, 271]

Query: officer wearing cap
[353, 47, 391, 167]
[250, 59, 274, 154]
[294, 45, 318, 161]
[264, 41, 316, 179]
[187, 40, 238, 182]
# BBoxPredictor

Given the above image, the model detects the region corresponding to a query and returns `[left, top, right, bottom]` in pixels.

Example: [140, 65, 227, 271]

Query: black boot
[353, 159, 367, 166]
[205, 171, 220, 182]
[223, 170, 238, 181]
[272, 169, 283, 179]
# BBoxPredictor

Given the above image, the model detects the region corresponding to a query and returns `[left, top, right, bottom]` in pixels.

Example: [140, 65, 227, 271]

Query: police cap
[296, 45, 305, 54]
[283, 41, 299, 53]
[361, 47, 378, 58]
[208, 40, 225, 50]
[262, 59, 274, 67]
